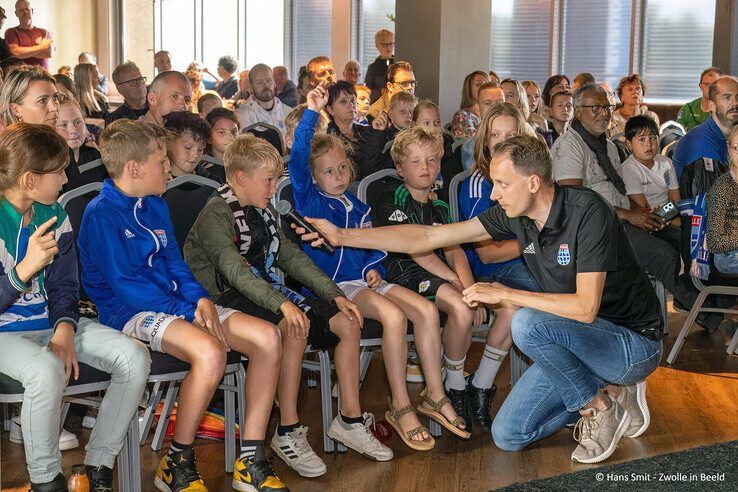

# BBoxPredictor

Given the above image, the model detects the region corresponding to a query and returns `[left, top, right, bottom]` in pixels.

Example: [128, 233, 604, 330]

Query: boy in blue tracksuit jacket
[77, 119, 286, 492]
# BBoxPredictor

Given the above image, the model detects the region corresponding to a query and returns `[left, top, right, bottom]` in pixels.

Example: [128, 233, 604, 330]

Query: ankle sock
[169, 440, 193, 455]
[339, 413, 364, 426]
[471, 345, 508, 389]
[443, 356, 466, 391]
[277, 422, 300, 436]
[240, 439, 265, 461]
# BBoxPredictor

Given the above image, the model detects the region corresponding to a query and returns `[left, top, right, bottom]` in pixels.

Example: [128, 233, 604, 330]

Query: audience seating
[162, 174, 221, 252]
[243, 122, 285, 156]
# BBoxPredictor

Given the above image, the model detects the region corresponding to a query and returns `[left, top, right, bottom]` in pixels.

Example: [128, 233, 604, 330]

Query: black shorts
[390, 269, 449, 300]
[216, 290, 342, 350]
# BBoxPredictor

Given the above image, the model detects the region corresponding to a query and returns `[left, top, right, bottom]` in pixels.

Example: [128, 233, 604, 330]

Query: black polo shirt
[476, 185, 663, 340]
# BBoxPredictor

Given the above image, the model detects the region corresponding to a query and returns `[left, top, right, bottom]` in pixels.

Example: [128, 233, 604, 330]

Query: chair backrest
[59, 182, 103, 302]
[77, 158, 104, 174]
[448, 169, 472, 222]
[382, 139, 394, 154]
[659, 120, 686, 137]
[244, 122, 285, 156]
[357, 168, 399, 204]
[200, 154, 224, 167]
[611, 138, 631, 163]
[162, 174, 221, 252]
[661, 140, 679, 159]
[660, 130, 683, 151]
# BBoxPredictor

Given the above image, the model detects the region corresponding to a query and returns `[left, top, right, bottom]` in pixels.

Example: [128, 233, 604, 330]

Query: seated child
[707, 125, 738, 274]
[204, 107, 241, 162]
[411, 99, 458, 202]
[54, 97, 109, 192]
[291, 85, 469, 452]
[77, 119, 286, 492]
[284, 102, 329, 153]
[622, 115, 681, 251]
[196, 91, 223, 118]
[185, 133, 393, 475]
[162, 110, 223, 183]
[0, 123, 149, 491]
[458, 103, 540, 430]
[387, 90, 417, 139]
[354, 84, 371, 124]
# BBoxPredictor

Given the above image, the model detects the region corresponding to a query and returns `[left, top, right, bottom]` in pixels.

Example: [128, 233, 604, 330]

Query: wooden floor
[2, 302, 737, 491]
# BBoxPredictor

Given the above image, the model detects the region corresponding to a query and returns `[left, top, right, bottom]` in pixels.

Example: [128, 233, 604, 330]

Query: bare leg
[485, 304, 516, 351]
[330, 311, 362, 418]
[220, 312, 281, 440]
[275, 319, 308, 426]
[160, 320, 227, 444]
[434, 284, 474, 361]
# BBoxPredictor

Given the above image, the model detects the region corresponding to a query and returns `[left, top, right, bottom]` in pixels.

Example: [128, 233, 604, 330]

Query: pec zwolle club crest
[557, 244, 570, 266]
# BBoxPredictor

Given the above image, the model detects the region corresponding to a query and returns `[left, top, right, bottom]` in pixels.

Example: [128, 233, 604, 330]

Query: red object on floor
[372, 419, 393, 442]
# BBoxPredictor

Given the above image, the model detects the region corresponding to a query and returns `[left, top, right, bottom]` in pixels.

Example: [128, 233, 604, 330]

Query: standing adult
[107, 61, 148, 123]
[235, 63, 291, 139]
[364, 29, 395, 103]
[677, 67, 724, 131]
[299, 134, 662, 464]
[153, 50, 171, 74]
[273, 65, 298, 108]
[5, 0, 52, 70]
[0, 8, 11, 62]
[215, 56, 239, 99]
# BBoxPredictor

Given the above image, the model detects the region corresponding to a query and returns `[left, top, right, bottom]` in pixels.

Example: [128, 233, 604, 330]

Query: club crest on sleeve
[154, 229, 168, 247]
[557, 244, 570, 266]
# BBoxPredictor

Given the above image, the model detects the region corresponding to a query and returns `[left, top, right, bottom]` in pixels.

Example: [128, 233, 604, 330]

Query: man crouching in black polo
[297, 134, 663, 464]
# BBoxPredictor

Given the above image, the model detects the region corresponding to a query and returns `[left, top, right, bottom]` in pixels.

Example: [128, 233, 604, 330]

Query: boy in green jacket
[183, 134, 392, 479]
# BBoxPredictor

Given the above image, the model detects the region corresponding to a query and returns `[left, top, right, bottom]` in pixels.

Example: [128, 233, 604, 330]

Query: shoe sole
[59, 437, 80, 451]
[405, 374, 425, 383]
[571, 410, 631, 464]
[325, 428, 393, 461]
[269, 440, 327, 477]
[625, 380, 650, 438]
[232, 478, 258, 492]
[153, 476, 173, 492]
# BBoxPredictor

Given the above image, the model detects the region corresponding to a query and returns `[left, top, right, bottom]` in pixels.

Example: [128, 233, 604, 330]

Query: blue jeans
[491, 308, 662, 451]
[480, 261, 541, 293]
[714, 251, 738, 274]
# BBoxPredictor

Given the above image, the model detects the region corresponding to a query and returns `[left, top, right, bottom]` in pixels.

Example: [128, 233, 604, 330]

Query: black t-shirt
[373, 182, 451, 281]
[217, 77, 239, 99]
[107, 102, 149, 124]
[476, 185, 663, 340]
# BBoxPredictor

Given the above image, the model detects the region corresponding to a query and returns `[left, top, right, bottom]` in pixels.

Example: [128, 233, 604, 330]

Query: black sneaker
[87, 465, 113, 492]
[30, 474, 67, 492]
[466, 378, 496, 432]
[445, 386, 472, 432]
[154, 448, 207, 492]
[233, 455, 289, 491]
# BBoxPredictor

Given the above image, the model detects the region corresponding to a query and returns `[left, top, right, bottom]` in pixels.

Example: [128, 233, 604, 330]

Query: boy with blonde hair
[78, 119, 285, 492]
[184, 134, 390, 478]
[372, 127, 486, 426]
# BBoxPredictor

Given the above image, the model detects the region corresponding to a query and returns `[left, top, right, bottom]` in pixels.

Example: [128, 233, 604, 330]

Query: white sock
[443, 356, 466, 391]
[471, 345, 508, 389]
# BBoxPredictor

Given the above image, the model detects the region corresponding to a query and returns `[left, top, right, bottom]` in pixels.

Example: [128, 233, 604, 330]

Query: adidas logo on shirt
[388, 210, 408, 222]
[124, 229, 135, 239]
[523, 243, 535, 254]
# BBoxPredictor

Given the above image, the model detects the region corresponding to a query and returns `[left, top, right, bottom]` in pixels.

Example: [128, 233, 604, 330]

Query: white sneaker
[82, 415, 97, 429]
[571, 396, 630, 464]
[616, 380, 650, 438]
[326, 413, 393, 461]
[270, 426, 327, 477]
[406, 361, 425, 383]
[59, 428, 80, 451]
[9, 416, 80, 450]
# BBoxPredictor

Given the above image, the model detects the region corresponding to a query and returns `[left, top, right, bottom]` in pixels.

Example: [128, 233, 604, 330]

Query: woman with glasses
[611, 74, 659, 140]
[73, 63, 108, 126]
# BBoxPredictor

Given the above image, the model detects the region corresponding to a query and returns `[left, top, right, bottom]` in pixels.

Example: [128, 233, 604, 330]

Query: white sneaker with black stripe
[270, 426, 327, 477]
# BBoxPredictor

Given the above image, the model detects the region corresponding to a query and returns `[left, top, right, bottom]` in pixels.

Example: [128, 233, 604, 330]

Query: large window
[359, 0, 395, 71]
[490, 0, 551, 87]
[641, 0, 716, 103]
[155, 0, 196, 72]
[289, 0, 332, 75]
[560, 0, 632, 92]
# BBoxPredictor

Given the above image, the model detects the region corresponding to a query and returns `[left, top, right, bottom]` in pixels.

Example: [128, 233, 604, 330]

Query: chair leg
[727, 323, 738, 356]
[654, 279, 669, 335]
[235, 365, 246, 440]
[152, 383, 179, 452]
[59, 401, 71, 433]
[3, 403, 10, 431]
[318, 350, 335, 453]
[118, 412, 142, 492]
[223, 373, 236, 473]
[358, 349, 373, 389]
[666, 290, 710, 364]
[509, 346, 529, 387]
[139, 382, 163, 446]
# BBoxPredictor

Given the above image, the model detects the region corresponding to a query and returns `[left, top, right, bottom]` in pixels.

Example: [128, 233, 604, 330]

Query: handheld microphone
[276, 200, 335, 254]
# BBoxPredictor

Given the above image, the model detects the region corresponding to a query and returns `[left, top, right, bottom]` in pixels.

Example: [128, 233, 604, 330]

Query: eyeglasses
[580, 104, 614, 114]
[380, 42, 395, 48]
[394, 80, 417, 90]
[117, 76, 147, 87]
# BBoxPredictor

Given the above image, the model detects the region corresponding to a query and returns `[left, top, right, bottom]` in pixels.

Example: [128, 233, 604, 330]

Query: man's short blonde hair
[390, 127, 443, 166]
[99, 119, 171, 179]
[375, 29, 394, 46]
[285, 103, 329, 145]
[389, 90, 417, 111]
[224, 134, 283, 181]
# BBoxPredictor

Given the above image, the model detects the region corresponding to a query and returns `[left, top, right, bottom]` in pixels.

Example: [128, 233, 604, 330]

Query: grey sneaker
[571, 396, 630, 464]
[270, 426, 327, 477]
[615, 380, 650, 438]
[326, 413, 393, 461]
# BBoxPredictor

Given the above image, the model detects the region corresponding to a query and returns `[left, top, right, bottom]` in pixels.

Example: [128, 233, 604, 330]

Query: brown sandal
[386, 398, 435, 451]
[416, 388, 471, 439]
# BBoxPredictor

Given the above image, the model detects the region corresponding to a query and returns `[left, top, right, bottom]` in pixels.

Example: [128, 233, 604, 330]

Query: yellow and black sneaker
[154, 448, 208, 492]
[233, 456, 289, 492]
